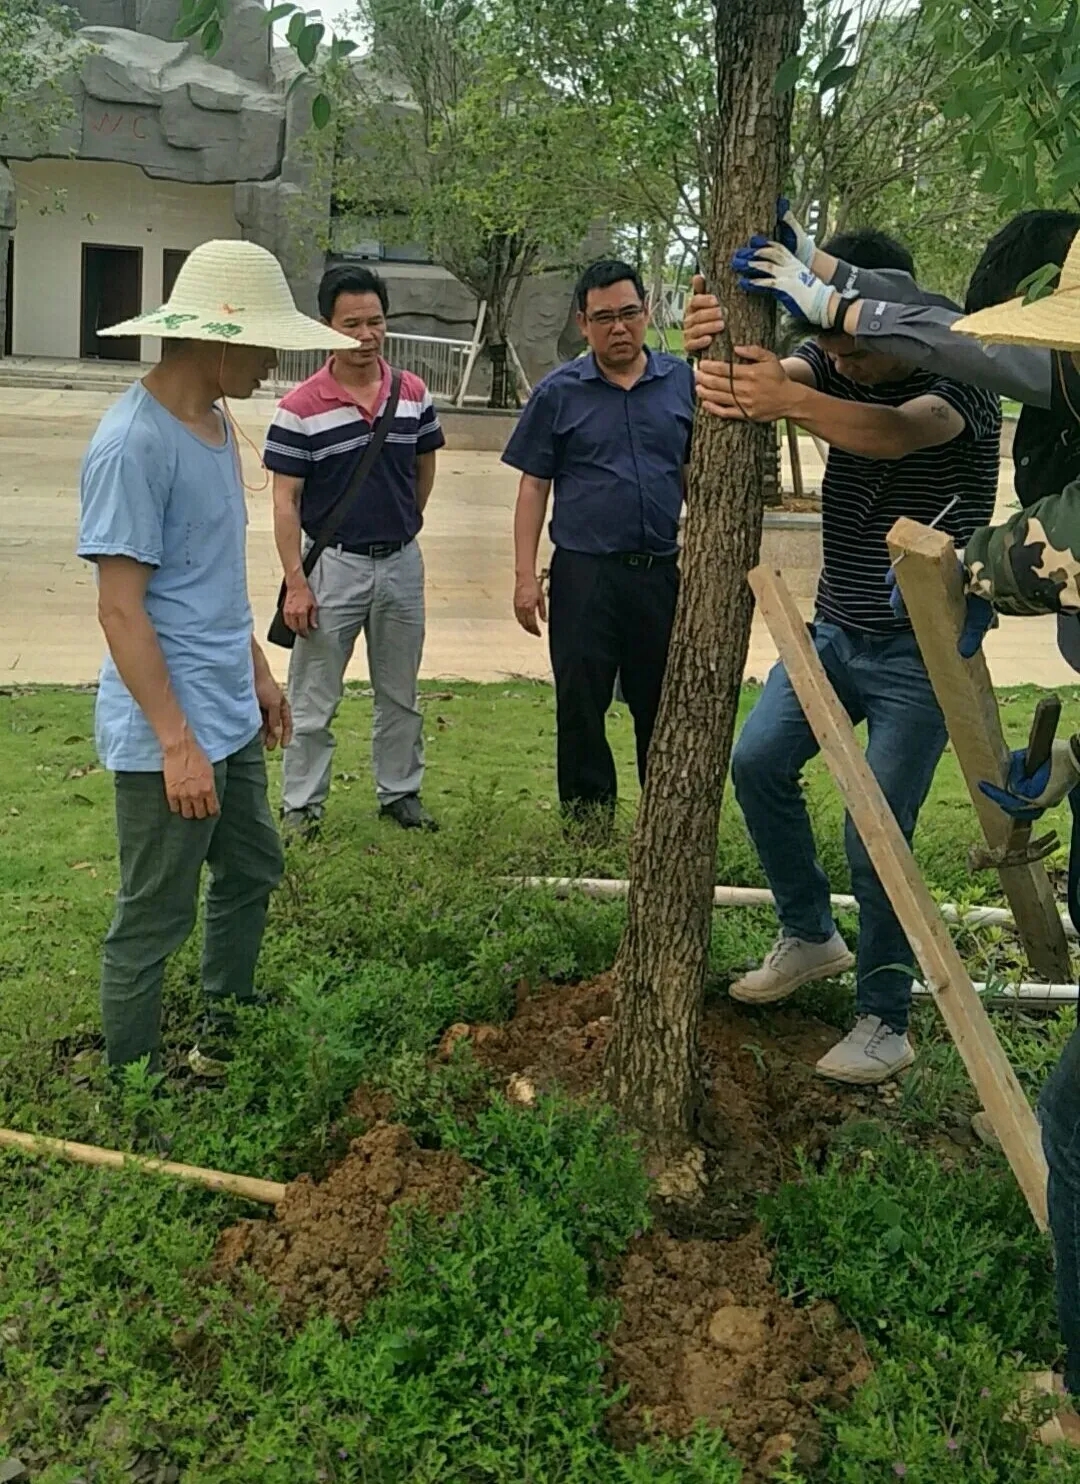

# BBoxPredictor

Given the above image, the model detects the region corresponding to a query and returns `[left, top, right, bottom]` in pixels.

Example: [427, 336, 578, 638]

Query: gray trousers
[282, 540, 426, 812]
[102, 734, 284, 1069]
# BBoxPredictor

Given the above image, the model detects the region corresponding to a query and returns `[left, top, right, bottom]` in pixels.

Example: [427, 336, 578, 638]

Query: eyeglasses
[586, 306, 645, 327]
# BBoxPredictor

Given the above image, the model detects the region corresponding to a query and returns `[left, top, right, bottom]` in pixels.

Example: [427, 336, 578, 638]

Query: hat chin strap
[216, 341, 269, 496]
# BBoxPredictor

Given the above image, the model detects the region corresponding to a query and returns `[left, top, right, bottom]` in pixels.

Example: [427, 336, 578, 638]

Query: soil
[435, 975, 880, 1476]
[213, 978, 880, 1476]
[213, 1122, 476, 1327]
[444, 974, 864, 1214]
[609, 1230, 870, 1475]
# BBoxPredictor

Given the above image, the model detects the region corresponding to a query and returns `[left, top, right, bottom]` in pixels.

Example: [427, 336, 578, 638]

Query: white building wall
[10, 159, 241, 360]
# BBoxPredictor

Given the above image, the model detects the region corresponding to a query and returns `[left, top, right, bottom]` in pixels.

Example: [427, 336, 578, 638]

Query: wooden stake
[887, 517, 1071, 983]
[0, 1127, 286, 1206]
[749, 564, 1048, 1230]
[785, 420, 805, 501]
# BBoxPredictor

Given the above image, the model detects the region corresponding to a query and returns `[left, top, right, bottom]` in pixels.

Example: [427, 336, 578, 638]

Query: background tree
[926, 0, 1080, 220]
[0, 0, 80, 153]
[502, 0, 991, 303]
[319, 0, 617, 406]
[787, 0, 999, 300]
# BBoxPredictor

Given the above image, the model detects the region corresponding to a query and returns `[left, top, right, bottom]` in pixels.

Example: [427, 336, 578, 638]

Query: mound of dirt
[448, 976, 862, 1201]
[432, 976, 884, 1473]
[214, 1122, 476, 1326]
[609, 1229, 870, 1477]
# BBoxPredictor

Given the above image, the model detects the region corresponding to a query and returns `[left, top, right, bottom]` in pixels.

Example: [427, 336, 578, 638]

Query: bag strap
[300, 369, 403, 577]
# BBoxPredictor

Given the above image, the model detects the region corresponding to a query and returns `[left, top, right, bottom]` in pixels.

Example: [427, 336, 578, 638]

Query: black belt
[334, 540, 406, 559]
[605, 551, 678, 569]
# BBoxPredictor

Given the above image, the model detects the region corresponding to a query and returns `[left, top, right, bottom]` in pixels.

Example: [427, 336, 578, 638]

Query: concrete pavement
[1, 384, 1075, 689]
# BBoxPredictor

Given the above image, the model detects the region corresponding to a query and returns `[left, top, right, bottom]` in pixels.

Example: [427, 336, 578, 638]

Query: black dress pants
[547, 547, 679, 811]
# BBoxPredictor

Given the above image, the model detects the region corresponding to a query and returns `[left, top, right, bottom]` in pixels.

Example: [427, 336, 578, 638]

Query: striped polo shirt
[793, 340, 1001, 633]
[263, 357, 445, 548]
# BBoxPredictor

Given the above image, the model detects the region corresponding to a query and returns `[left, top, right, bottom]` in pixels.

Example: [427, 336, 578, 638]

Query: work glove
[979, 738, 1080, 821]
[885, 564, 997, 659]
[730, 239, 837, 328]
[776, 197, 815, 267]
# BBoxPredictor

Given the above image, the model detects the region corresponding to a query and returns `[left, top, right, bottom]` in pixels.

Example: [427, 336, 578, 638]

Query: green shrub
[819, 1325, 1079, 1484]
[760, 1133, 1057, 1359]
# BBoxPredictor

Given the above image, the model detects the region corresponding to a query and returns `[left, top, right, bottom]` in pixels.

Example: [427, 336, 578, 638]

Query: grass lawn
[3, 681, 1080, 1481]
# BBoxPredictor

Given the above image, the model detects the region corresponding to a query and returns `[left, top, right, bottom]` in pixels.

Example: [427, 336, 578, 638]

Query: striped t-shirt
[794, 341, 1001, 633]
[263, 358, 445, 548]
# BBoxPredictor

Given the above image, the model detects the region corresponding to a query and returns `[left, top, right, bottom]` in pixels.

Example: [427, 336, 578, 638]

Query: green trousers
[101, 733, 284, 1069]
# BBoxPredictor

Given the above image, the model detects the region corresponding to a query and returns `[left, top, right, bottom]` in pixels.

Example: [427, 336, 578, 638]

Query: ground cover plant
[4, 681, 1080, 1480]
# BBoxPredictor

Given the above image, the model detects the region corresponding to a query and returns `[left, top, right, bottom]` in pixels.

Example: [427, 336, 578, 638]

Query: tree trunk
[605, 0, 804, 1160]
[488, 339, 511, 409]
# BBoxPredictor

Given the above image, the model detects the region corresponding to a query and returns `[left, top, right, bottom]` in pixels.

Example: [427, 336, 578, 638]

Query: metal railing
[270, 331, 473, 402]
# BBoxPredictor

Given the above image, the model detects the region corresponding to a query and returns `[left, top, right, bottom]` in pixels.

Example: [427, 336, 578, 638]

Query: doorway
[4, 236, 12, 357]
[162, 248, 188, 302]
[80, 244, 143, 360]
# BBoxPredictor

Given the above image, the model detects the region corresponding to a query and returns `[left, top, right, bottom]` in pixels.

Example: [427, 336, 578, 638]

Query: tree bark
[488, 339, 511, 408]
[605, 0, 804, 1158]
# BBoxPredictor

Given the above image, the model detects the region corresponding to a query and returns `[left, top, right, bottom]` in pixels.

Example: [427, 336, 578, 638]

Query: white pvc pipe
[507, 876, 1078, 939]
[926, 983, 1078, 1005]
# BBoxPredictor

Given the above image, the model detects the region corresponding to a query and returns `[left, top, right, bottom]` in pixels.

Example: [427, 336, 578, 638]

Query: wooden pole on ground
[749, 564, 1049, 1230]
[887, 517, 1071, 983]
[0, 1127, 286, 1206]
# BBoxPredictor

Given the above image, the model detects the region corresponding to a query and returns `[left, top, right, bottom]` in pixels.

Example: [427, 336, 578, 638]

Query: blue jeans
[1037, 791, 1080, 1391]
[731, 622, 947, 1034]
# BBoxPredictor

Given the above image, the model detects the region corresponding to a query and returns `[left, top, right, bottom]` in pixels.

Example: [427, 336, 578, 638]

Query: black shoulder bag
[267, 370, 403, 649]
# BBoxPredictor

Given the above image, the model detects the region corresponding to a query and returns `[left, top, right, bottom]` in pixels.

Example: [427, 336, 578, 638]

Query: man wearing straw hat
[913, 239, 1080, 1443]
[77, 238, 357, 1074]
[731, 213, 1080, 1444]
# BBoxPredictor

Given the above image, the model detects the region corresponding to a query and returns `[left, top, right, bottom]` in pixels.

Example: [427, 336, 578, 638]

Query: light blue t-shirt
[78, 382, 261, 772]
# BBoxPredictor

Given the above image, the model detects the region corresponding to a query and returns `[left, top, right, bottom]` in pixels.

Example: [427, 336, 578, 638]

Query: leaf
[1018, 263, 1061, 303]
[286, 10, 306, 45]
[329, 36, 357, 58]
[295, 20, 324, 66]
[976, 28, 1010, 62]
[883, 1226, 905, 1255]
[202, 16, 222, 54]
[264, 2, 297, 21]
[311, 91, 331, 129]
[773, 53, 802, 96]
[1054, 144, 1080, 193]
[172, 0, 215, 39]
[971, 97, 1004, 132]
[828, 9, 853, 52]
[874, 1196, 904, 1228]
[979, 155, 1008, 193]
[814, 44, 849, 84]
[818, 62, 859, 94]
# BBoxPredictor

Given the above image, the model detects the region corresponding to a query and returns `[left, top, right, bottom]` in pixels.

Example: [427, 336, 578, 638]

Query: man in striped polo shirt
[264, 265, 445, 834]
[684, 225, 1001, 1084]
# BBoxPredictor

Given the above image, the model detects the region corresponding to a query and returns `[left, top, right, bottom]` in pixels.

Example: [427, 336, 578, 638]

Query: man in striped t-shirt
[685, 225, 1000, 1085]
[264, 266, 445, 834]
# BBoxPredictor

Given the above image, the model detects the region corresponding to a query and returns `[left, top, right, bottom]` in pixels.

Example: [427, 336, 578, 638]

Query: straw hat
[99, 239, 357, 352]
[953, 231, 1080, 352]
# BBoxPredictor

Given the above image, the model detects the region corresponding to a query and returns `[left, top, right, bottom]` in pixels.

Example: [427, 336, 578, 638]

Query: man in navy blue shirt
[503, 259, 694, 823]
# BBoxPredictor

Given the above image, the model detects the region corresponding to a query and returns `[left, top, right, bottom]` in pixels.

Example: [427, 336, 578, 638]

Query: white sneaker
[729, 931, 855, 1006]
[815, 1015, 915, 1085]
